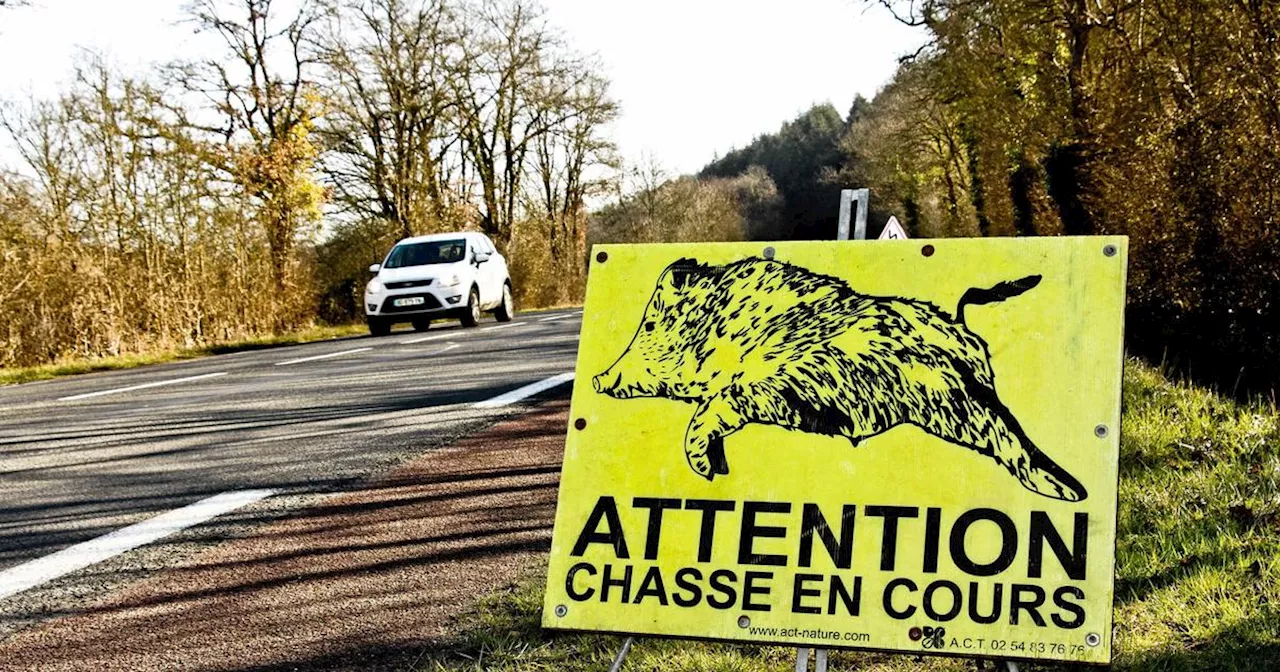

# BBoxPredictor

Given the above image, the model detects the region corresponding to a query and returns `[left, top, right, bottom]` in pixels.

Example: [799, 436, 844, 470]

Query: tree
[0, 0, 616, 368]
[453, 0, 608, 254]
[179, 0, 326, 325]
[317, 0, 463, 238]
[531, 67, 616, 286]
[859, 0, 1280, 394]
[701, 104, 847, 239]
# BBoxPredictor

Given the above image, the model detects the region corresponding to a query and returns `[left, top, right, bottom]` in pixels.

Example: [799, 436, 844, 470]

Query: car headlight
[366, 279, 385, 294]
[443, 274, 461, 287]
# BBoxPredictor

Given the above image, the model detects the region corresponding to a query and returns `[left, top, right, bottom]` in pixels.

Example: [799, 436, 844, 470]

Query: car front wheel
[367, 317, 391, 337]
[460, 287, 481, 327]
[494, 283, 514, 322]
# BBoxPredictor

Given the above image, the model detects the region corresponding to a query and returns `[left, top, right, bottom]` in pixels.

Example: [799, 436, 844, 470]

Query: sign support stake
[792, 189, 876, 672]
[608, 636, 634, 672]
[837, 188, 868, 241]
[851, 198, 1026, 672]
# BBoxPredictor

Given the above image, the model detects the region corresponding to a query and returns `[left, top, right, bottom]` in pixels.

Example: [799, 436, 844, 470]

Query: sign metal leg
[837, 188, 869, 243]
[793, 189, 868, 672]
[608, 636, 634, 672]
[794, 647, 829, 671]
[853, 188, 869, 241]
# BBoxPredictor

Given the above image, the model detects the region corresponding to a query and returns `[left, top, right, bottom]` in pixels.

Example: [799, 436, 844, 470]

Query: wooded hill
[599, 0, 1280, 396]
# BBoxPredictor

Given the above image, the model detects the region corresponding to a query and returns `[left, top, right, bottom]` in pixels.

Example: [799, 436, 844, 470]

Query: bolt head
[554, 604, 568, 617]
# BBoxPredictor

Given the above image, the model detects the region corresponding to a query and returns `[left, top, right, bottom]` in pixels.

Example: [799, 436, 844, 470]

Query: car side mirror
[473, 251, 491, 264]
[368, 263, 381, 273]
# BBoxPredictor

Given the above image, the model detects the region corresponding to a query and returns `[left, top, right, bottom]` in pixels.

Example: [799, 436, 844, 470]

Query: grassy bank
[0, 303, 582, 387]
[0, 323, 369, 386]
[422, 360, 1280, 671]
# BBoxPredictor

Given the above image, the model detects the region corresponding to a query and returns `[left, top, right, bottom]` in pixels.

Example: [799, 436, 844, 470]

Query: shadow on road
[0, 400, 571, 671]
[0, 370, 573, 568]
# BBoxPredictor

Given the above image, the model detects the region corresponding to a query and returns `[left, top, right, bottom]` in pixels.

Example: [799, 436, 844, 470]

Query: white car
[364, 232, 514, 336]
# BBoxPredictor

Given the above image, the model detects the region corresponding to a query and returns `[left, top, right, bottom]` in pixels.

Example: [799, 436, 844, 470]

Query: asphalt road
[0, 309, 582, 639]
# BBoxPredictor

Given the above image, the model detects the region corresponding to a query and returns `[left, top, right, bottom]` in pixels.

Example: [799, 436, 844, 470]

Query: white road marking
[0, 489, 275, 601]
[400, 332, 455, 345]
[474, 372, 575, 409]
[58, 372, 229, 402]
[274, 347, 372, 366]
[436, 343, 460, 354]
[539, 314, 575, 322]
[482, 322, 528, 332]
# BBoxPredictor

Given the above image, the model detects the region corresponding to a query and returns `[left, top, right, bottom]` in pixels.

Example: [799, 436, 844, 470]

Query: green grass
[421, 359, 1280, 671]
[0, 323, 369, 386]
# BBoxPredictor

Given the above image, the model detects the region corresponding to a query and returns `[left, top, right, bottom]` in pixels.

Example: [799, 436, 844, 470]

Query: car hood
[377, 262, 464, 283]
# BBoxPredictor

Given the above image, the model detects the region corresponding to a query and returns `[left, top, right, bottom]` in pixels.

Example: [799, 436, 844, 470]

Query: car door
[485, 235, 509, 287]
[472, 235, 502, 306]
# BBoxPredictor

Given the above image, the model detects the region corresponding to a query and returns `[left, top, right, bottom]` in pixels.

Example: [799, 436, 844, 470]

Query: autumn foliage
[0, 0, 614, 369]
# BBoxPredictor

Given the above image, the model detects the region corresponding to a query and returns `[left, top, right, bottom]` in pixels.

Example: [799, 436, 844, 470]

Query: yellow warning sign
[544, 238, 1127, 664]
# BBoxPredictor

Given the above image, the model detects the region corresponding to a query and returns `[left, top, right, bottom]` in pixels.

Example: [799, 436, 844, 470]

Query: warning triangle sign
[878, 216, 909, 239]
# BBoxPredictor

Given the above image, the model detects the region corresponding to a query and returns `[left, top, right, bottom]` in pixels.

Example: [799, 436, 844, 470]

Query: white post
[838, 188, 869, 242]
[853, 188, 868, 241]
[796, 190, 873, 672]
[837, 190, 853, 240]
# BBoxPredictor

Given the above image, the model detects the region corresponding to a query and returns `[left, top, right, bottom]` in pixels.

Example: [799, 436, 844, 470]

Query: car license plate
[393, 297, 426, 307]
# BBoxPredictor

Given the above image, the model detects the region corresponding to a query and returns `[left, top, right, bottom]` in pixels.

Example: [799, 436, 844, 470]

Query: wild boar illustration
[592, 257, 1088, 502]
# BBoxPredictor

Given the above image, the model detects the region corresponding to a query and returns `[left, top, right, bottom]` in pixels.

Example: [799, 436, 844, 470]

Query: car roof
[394, 232, 480, 245]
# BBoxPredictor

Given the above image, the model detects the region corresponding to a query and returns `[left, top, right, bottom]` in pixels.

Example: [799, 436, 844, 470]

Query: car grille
[380, 293, 444, 313]
[384, 279, 433, 290]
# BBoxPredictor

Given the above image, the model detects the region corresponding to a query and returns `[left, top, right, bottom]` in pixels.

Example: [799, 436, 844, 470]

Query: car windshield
[383, 240, 466, 268]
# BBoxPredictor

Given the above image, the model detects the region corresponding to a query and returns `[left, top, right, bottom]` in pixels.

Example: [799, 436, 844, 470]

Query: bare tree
[178, 0, 326, 319]
[316, 0, 462, 238]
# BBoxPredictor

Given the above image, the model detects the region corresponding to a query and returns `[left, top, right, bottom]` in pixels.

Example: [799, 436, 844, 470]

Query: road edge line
[0, 489, 276, 601]
[58, 372, 230, 402]
[474, 372, 574, 409]
[274, 347, 373, 367]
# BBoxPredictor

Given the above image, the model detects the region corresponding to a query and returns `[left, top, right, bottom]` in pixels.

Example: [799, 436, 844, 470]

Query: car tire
[411, 318, 431, 332]
[494, 283, 514, 322]
[367, 317, 391, 337]
[460, 287, 481, 328]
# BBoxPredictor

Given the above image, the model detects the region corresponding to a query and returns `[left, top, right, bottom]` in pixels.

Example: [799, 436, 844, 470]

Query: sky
[0, 0, 926, 176]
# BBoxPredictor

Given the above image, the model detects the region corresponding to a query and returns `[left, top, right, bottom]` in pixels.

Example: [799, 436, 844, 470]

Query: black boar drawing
[592, 257, 1088, 502]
